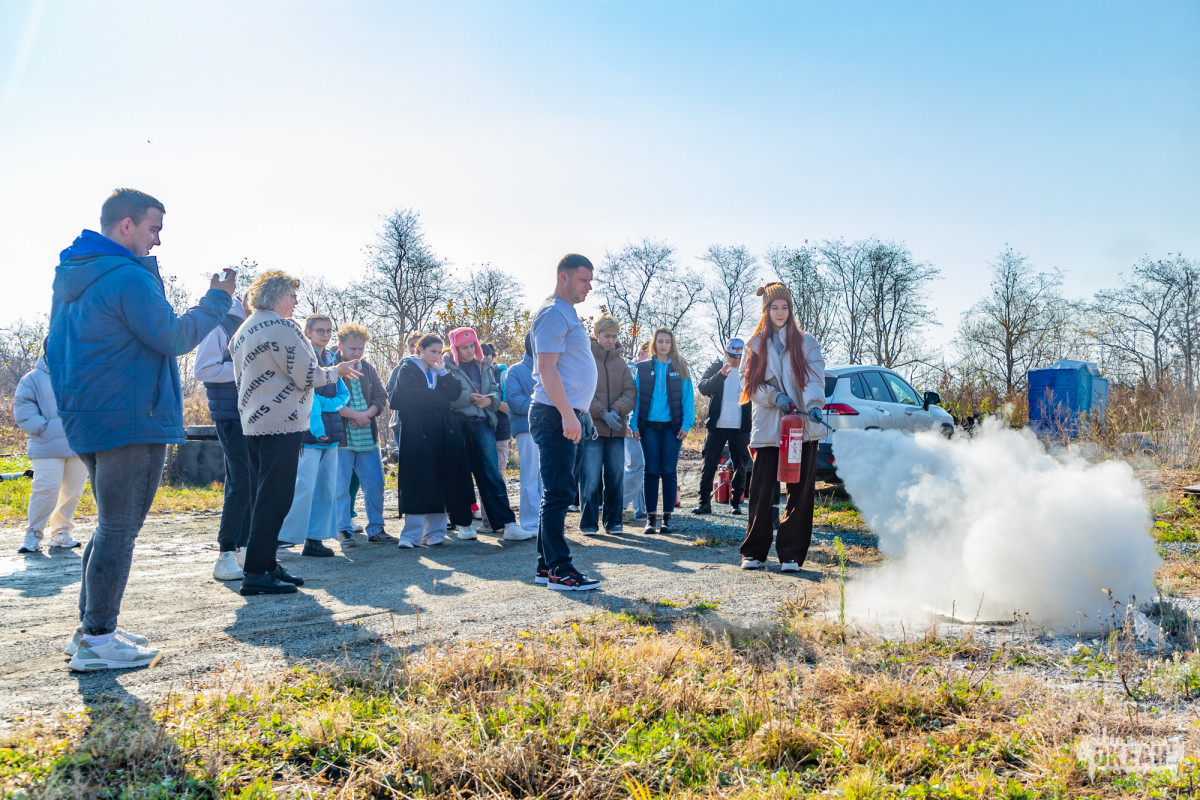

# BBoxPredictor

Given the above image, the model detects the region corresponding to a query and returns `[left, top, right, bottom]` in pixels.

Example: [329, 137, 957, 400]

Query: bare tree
[860, 241, 939, 369]
[356, 208, 447, 343]
[1090, 257, 1180, 390]
[700, 244, 761, 350]
[818, 238, 873, 364]
[956, 246, 1072, 394]
[0, 317, 48, 396]
[595, 238, 704, 358]
[768, 244, 839, 351]
[437, 264, 531, 361]
[1165, 255, 1200, 390]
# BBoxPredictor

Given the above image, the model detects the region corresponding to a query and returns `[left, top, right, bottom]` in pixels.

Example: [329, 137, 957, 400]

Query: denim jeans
[515, 431, 541, 531]
[463, 419, 516, 528]
[640, 421, 681, 515]
[76, 443, 166, 636]
[279, 446, 339, 543]
[580, 436, 625, 531]
[623, 434, 646, 517]
[336, 449, 384, 536]
[531, 403, 578, 572]
[214, 417, 252, 552]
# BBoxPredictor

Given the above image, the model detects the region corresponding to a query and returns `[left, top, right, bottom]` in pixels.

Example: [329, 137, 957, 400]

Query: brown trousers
[739, 442, 819, 565]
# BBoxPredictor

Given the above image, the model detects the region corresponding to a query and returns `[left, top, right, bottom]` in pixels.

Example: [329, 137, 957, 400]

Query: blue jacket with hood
[47, 230, 231, 453]
[504, 350, 536, 436]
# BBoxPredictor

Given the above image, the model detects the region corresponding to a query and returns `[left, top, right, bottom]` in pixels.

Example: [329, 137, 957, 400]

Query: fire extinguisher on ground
[777, 413, 806, 483]
[715, 460, 732, 503]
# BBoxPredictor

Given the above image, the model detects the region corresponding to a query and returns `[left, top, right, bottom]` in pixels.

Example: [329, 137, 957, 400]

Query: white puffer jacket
[741, 328, 826, 448]
[13, 357, 77, 460]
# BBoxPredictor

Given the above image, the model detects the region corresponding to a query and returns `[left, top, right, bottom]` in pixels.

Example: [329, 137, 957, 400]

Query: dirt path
[0, 481, 867, 724]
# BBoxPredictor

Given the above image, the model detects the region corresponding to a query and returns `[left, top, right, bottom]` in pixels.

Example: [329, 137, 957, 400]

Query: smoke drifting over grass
[832, 422, 1159, 631]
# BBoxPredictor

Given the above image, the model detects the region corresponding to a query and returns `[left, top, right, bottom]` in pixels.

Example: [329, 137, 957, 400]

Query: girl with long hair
[738, 282, 826, 572]
[630, 327, 694, 534]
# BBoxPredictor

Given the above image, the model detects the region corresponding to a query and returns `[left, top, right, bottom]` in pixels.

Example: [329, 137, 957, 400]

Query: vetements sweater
[229, 310, 340, 436]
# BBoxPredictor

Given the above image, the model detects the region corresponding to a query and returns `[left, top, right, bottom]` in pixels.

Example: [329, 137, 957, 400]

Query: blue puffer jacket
[504, 353, 536, 435]
[47, 230, 231, 453]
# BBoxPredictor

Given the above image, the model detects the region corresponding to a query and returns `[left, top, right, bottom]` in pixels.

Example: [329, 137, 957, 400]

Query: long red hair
[739, 308, 811, 405]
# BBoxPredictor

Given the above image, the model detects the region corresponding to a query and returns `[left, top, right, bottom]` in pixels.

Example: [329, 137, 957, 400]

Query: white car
[815, 365, 954, 481]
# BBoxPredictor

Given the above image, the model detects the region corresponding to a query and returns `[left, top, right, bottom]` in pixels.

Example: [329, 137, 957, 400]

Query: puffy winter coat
[48, 230, 230, 452]
[13, 357, 76, 459]
[504, 354, 536, 435]
[741, 328, 826, 448]
[587, 339, 637, 437]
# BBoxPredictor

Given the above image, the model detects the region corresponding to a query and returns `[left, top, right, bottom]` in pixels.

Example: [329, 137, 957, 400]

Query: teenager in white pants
[504, 334, 541, 532]
[14, 353, 87, 553]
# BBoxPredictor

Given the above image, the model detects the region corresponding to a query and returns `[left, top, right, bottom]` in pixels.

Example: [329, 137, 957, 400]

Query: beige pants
[27, 456, 88, 536]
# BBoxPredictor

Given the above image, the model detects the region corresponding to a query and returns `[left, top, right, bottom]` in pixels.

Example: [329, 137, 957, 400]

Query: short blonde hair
[337, 323, 370, 343]
[594, 315, 620, 336]
[246, 270, 300, 312]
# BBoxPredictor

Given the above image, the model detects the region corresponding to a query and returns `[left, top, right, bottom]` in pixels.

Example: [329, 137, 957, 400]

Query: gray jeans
[77, 443, 166, 636]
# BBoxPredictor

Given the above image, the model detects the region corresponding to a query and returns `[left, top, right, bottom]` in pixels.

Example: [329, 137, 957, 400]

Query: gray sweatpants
[77, 443, 166, 636]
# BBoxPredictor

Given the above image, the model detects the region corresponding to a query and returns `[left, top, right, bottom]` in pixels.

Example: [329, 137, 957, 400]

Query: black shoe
[691, 502, 713, 515]
[240, 572, 299, 596]
[731, 502, 742, 515]
[659, 514, 674, 534]
[547, 566, 601, 591]
[271, 564, 304, 586]
[643, 514, 657, 534]
[301, 539, 335, 557]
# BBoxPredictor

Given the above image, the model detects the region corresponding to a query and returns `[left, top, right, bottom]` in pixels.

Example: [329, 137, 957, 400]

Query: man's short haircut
[406, 330, 423, 344]
[100, 188, 165, 230]
[418, 334, 443, 350]
[245, 271, 300, 312]
[594, 315, 619, 336]
[337, 323, 370, 343]
[557, 253, 593, 274]
[304, 314, 333, 333]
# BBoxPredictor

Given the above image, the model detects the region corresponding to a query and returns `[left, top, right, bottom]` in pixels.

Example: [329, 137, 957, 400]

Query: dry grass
[7, 607, 1200, 799]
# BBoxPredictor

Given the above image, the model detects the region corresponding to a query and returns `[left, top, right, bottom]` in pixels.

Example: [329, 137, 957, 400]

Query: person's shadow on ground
[0, 547, 82, 599]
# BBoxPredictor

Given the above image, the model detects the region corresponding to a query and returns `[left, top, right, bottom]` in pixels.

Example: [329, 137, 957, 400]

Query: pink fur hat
[446, 327, 480, 366]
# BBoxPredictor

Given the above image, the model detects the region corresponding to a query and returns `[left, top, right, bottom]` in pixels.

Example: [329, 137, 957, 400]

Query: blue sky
[1, 1, 1196, 352]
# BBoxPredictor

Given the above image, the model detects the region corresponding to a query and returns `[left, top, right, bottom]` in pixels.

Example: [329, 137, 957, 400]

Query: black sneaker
[535, 566, 550, 585]
[691, 502, 712, 515]
[367, 531, 399, 544]
[271, 564, 305, 586]
[302, 539, 335, 557]
[547, 567, 600, 592]
[240, 572, 299, 596]
[730, 502, 742, 515]
[659, 514, 674, 534]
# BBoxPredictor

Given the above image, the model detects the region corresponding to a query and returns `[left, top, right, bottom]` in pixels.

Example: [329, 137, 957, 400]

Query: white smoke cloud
[832, 421, 1160, 631]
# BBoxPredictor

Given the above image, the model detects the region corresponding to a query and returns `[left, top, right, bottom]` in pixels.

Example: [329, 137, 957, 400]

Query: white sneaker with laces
[213, 551, 244, 581]
[47, 531, 81, 549]
[740, 558, 764, 570]
[502, 522, 536, 541]
[456, 526, 478, 540]
[18, 531, 42, 553]
[69, 637, 159, 672]
[353, 523, 365, 533]
[64, 626, 151, 657]
[779, 561, 801, 573]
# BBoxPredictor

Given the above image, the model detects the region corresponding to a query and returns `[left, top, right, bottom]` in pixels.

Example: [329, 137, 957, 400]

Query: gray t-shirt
[531, 296, 598, 412]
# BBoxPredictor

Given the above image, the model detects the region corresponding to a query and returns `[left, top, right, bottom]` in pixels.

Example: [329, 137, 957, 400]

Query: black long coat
[389, 359, 474, 525]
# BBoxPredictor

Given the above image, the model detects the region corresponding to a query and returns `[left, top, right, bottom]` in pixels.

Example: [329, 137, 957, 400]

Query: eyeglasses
[311, 328, 332, 335]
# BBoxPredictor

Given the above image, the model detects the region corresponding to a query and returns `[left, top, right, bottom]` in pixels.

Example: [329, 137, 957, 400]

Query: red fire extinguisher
[715, 461, 732, 503]
[675, 485, 682, 507]
[777, 413, 805, 483]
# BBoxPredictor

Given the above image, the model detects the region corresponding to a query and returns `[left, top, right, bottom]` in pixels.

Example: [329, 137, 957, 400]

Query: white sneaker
[17, 531, 42, 553]
[397, 540, 416, 549]
[234, 548, 246, 569]
[502, 522, 536, 541]
[64, 626, 151, 657]
[456, 526, 478, 540]
[213, 551, 244, 581]
[580, 528, 599, 536]
[353, 523, 365, 533]
[68, 637, 159, 672]
[473, 523, 496, 535]
[779, 561, 801, 573]
[740, 558, 764, 570]
[47, 531, 81, 549]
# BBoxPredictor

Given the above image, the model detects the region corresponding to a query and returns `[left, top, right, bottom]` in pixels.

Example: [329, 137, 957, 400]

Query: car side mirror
[923, 391, 941, 411]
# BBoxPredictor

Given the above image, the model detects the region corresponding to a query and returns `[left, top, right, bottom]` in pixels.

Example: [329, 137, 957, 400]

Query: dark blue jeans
[531, 403, 578, 572]
[463, 419, 516, 528]
[215, 417, 251, 552]
[640, 421, 681, 515]
[580, 436, 625, 531]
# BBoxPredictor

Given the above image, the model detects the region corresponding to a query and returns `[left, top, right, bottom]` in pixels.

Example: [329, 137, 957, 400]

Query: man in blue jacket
[48, 188, 234, 672]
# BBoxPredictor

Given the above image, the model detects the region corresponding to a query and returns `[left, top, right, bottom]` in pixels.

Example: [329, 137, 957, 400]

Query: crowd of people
[16, 188, 829, 672]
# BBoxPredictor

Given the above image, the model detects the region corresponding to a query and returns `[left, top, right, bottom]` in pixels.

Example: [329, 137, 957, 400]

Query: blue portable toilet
[1026, 359, 1108, 437]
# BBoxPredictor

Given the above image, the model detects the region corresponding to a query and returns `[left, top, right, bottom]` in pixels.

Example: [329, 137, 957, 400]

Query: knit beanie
[756, 281, 793, 313]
